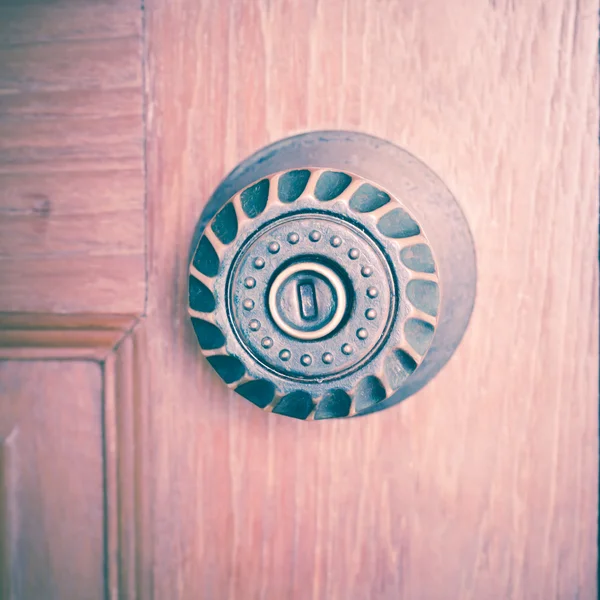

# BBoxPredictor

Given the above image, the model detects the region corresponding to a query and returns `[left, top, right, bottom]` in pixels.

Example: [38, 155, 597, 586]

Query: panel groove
[0, 318, 148, 600]
[0, 313, 139, 360]
[102, 321, 150, 600]
[0, 428, 19, 600]
[144, 0, 598, 597]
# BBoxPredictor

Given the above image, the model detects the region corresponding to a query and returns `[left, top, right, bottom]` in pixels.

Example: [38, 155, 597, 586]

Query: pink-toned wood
[0, 361, 105, 600]
[0, 331, 145, 600]
[0, 0, 141, 45]
[144, 0, 598, 598]
[0, 313, 137, 359]
[0, 312, 137, 331]
[0, 0, 145, 315]
[0, 317, 146, 600]
[0, 0, 597, 598]
[103, 324, 149, 600]
[0, 1, 146, 598]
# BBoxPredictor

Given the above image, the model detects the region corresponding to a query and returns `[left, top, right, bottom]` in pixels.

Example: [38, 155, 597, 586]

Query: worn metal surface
[191, 132, 477, 416]
[188, 132, 475, 419]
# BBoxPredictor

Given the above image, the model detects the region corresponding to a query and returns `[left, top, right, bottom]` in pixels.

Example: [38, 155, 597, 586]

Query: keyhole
[267, 260, 347, 341]
[297, 280, 318, 321]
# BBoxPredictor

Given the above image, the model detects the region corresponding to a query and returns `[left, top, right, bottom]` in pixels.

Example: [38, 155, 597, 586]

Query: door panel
[0, 361, 104, 600]
[0, 323, 145, 600]
[145, 0, 598, 598]
[0, 1, 146, 598]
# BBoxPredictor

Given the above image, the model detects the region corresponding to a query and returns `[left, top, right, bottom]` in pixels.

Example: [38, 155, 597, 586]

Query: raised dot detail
[309, 230, 321, 242]
[322, 352, 334, 364]
[341, 344, 353, 355]
[330, 236, 342, 247]
[361, 266, 373, 277]
[253, 257, 265, 269]
[287, 232, 300, 244]
[357, 328, 368, 340]
[365, 308, 377, 320]
[279, 349, 291, 361]
[367, 287, 378, 298]
[244, 277, 256, 289]
[249, 319, 261, 331]
[243, 299, 255, 311]
[301, 354, 313, 366]
[268, 241, 280, 254]
[348, 248, 360, 260]
[261, 337, 273, 349]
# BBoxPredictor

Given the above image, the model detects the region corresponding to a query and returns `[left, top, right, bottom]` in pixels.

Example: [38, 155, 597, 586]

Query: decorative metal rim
[189, 168, 441, 420]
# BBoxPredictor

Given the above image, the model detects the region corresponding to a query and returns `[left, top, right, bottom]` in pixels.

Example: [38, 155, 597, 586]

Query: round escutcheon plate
[189, 132, 476, 420]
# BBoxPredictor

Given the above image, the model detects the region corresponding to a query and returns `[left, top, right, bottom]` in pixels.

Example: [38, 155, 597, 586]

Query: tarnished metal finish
[188, 131, 476, 419]
[189, 166, 441, 420]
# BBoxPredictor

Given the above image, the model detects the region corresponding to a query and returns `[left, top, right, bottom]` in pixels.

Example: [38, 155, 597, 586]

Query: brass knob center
[268, 261, 348, 341]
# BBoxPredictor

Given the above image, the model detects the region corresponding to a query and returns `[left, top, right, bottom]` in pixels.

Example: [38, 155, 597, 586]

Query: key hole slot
[297, 280, 318, 321]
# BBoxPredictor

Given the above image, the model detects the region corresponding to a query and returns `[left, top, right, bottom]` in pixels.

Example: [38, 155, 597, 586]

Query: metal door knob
[189, 132, 476, 420]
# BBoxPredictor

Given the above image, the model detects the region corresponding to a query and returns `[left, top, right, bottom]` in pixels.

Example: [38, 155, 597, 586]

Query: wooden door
[1, 1, 597, 598]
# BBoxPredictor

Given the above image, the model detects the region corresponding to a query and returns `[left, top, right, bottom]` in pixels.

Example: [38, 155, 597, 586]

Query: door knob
[189, 132, 476, 419]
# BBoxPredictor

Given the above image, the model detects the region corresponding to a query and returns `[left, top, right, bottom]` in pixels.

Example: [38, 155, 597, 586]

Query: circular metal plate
[227, 212, 396, 380]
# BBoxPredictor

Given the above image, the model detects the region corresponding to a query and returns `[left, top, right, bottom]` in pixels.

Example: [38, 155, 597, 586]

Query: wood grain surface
[0, 0, 597, 598]
[0, 2, 146, 599]
[0, 0, 145, 314]
[145, 0, 598, 599]
[0, 361, 105, 600]
[0, 312, 137, 359]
